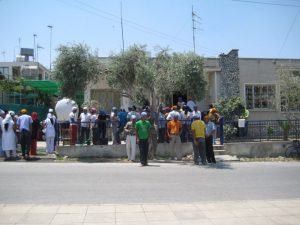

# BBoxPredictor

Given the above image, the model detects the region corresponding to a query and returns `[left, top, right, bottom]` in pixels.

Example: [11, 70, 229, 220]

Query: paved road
[0, 161, 299, 204]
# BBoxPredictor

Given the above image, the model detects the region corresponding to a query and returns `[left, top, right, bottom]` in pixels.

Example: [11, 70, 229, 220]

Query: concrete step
[214, 149, 227, 155]
[213, 144, 224, 150]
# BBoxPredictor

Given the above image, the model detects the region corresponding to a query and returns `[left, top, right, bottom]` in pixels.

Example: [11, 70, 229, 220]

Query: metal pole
[48, 25, 53, 71]
[120, 2, 125, 53]
[33, 34, 37, 62]
[192, 5, 195, 53]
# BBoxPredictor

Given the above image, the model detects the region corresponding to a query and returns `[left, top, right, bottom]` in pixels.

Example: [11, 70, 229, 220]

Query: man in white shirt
[166, 106, 182, 121]
[69, 107, 78, 145]
[16, 108, 33, 159]
[90, 108, 98, 145]
[80, 107, 91, 145]
[187, 96, 196, 112]
[189, 105, 202, 122]
[0, 109, 5, 157]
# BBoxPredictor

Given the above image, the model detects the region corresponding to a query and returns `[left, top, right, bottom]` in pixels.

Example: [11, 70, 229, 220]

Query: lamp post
[36, 44, 44, 63]
[47, 25, 53, 72]
[33, 34, 37, 62]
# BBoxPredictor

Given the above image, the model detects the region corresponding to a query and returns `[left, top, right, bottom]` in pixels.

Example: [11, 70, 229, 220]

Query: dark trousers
[193, 138, 207, 165]
[139, 139, 149, 165]
[116, 126, 124, 143]
[205, 136, 216, 163]
[97, 121, 107, 139]
[180, 124, 188, 143]
[20, 130, 31, 156]
[158, 128, 166, 143]
[80, 127, 90, 144]
[92, 127, 97, 144]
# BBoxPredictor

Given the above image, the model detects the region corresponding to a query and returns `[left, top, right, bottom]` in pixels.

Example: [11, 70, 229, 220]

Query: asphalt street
[0, 161, 299, 204]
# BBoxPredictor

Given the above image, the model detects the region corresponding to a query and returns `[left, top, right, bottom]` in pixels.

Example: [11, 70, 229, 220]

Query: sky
[0, 0, 300, 69]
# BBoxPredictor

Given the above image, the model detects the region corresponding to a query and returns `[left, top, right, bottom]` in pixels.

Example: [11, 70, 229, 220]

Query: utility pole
[33, 34, 37, 62]
[192, 5, 201, 54]
[192, 6, 196, 53]
[47, 25, 53, 72]
[18, 37, 21, 55]
[120, 2, 125, 53]
[2, 51, 6, 61]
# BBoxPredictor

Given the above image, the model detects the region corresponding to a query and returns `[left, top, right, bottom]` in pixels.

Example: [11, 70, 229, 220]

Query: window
[245, 84, 276, 110]
[0, 67, 9, 79]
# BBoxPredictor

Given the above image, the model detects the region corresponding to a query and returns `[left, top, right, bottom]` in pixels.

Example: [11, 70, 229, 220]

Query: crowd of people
[67, 97, 221, 166]
[0, 97, 221, 166]
[0, 108, 57, 160]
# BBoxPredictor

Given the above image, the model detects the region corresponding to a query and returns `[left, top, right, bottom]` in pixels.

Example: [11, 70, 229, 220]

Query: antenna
[192, 5, 201, 54]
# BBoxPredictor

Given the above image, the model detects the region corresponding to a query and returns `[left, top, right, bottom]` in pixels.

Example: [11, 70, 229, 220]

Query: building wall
[239, 58, 300, 120]
[84, 52, 300, 120]
[219, 49, 240, 97]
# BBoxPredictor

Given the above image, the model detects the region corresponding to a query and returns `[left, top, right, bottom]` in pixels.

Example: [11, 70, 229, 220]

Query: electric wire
[58, 0, 222, 56]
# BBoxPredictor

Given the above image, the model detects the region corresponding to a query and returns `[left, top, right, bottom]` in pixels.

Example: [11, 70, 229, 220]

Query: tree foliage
[278, 69, 300, 119]
[153, 49, 206, 104]
[214, 96, 245, 121]
[53, 43, 101, 100]
[105, 45, 206, 107]
[106, 44, 153, 104]
[0, 78, 34, 93]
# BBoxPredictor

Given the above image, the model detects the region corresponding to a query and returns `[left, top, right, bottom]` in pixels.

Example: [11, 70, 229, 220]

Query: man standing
[80, 107, 91, 145]
[17, 108, 33, 159]
[167, 114, 182, 160]
[124, 115, 137, 162]
[191, 114, 207, 165]
[69, 106, 78, 145]
[157, 109, 166, 143]
[90, 108, 98, 145]
[0, 109, 5, 157]
[110, 107, 119, 145]
[204, 115, 216, 164]
[135, 112, 151, 166]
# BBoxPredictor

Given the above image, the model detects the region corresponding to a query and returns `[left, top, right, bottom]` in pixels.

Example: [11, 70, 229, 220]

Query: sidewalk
[1, 198, 299, 224]
[1, 141, 237, 163]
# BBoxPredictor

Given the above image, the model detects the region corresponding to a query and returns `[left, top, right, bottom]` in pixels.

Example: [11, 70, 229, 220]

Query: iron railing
[52, 119, 299, 146]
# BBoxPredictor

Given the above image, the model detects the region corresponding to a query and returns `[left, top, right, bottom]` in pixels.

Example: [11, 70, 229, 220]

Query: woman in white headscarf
[43, 113, 56, 154]
[1, 114, 17, 159]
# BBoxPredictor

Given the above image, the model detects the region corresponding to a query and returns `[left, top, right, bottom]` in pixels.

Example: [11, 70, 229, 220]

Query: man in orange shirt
[167, 114, 182, 160]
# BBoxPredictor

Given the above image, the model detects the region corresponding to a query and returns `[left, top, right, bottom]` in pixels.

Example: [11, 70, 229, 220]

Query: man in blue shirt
[17, 108, 33, 159]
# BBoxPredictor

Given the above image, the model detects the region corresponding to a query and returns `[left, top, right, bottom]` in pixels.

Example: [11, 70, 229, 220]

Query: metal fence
[223, 120, 300, 143]
[53, 119, 300, 146]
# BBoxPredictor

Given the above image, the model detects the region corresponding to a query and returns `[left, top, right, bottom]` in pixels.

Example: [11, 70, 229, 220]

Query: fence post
[220, 117, 224, 145]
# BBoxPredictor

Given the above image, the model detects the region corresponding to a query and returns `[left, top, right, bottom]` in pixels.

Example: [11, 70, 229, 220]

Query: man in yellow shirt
[191, 114, 207, 165]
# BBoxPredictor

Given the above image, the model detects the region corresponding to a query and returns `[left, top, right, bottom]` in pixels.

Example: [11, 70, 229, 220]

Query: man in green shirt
[135, 112, 151, 166]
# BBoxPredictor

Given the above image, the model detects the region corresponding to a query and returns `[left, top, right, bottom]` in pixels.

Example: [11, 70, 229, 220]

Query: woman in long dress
[43, 113, 56, 154]
[1, 114, 17, 159]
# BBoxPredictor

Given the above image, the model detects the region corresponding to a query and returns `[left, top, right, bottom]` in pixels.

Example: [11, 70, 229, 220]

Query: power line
[278, 7, 300, 57]
[58, 0, 221, 56]
[232, 0, 300, 8]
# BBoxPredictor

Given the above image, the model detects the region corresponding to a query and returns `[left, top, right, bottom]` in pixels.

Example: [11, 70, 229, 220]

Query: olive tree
[279, 69, 300, 120]
[53, 43, 101, 102]
[105, 44, 154, 106]
[153, 49, 207, 105]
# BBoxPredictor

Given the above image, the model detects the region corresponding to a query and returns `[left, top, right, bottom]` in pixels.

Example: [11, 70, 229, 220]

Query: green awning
[22, 80, 60, 95]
